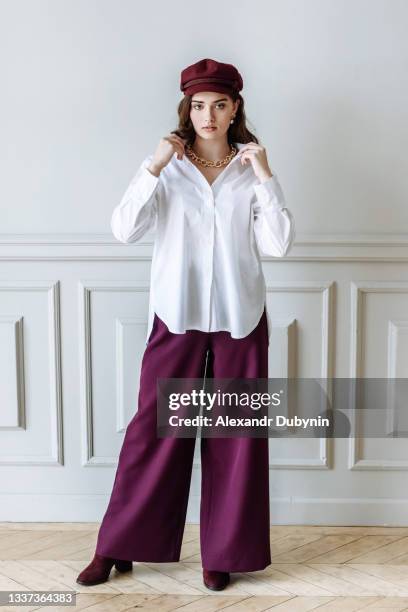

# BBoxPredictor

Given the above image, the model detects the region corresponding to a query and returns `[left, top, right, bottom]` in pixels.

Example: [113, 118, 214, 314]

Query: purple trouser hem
[96, 547, 271, 572]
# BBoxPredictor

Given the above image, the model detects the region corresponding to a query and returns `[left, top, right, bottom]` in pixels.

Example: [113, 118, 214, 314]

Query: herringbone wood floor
[2, 523, 408, 610]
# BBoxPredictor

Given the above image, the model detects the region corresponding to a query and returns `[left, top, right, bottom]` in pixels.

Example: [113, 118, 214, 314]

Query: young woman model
[77, 58, 296, 592]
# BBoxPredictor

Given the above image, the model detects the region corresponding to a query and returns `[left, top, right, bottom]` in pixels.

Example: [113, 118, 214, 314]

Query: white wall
[1, 0, 407, 234]
[0, 0, 408, 523]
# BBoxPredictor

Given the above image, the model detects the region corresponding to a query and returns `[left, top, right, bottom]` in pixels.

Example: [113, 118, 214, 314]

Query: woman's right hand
[148, 134, 187, 176]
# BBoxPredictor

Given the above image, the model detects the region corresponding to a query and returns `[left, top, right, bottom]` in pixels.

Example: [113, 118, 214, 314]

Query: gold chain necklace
[185, 143, 237, 168]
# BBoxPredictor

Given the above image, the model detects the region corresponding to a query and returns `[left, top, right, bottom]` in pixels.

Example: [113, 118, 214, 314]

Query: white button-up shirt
[111, 142, 296, 345]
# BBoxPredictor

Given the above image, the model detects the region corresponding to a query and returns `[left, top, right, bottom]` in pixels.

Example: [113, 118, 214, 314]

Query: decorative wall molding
[2, 493, 408, 525]
[0, 315, 25, 430]
[349, 281, 408, 471]
[386, 320, 408, 437]
[0, 281, 63, 465]
[1, 251, 407, 521]
[78, 279, 150, 467]
[267, 317, 297, 378]
[266, 281, 335, 470]
[1, 232, 408, 260]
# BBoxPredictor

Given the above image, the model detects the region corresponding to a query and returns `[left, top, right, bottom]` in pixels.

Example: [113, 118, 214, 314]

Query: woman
[77, 58, 296, 591]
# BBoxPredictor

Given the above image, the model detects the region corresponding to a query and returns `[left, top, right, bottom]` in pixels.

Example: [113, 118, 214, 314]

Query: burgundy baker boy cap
[180, 58, 243, 96]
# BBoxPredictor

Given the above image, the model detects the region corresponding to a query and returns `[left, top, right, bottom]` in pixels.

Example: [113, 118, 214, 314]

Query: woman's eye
[192, 103, 225, 110]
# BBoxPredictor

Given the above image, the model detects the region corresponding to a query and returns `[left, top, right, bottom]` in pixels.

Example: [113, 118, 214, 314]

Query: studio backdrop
[0, 0, 407, 523]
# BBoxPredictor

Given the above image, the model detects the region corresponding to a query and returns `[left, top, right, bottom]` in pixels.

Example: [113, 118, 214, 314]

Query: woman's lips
[202, 126, 217, 131]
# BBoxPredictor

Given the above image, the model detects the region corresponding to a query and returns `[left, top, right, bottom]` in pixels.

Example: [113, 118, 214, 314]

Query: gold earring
[230, 115, 235, 125]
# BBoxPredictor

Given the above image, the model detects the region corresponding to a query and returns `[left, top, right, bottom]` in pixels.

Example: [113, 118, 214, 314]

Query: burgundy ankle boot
[76, 553, 133, 586]
[202, 568, 230, 591]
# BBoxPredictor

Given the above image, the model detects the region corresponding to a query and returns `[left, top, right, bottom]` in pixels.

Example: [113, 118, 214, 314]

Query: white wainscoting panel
[0, 234, 407, 524]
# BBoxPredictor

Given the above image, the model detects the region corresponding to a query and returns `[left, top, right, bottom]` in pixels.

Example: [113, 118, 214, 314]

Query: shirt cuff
[253, 175, 285, 211]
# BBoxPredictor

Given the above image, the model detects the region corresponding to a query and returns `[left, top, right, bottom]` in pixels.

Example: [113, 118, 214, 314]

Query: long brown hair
[171, 91, 259, 146]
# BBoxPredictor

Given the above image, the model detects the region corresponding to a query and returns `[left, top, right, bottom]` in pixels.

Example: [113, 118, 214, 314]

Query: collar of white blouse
[182, 141, 246, 192]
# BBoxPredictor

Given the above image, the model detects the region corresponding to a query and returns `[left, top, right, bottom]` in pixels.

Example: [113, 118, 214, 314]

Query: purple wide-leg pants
[95, 307, 271, 572]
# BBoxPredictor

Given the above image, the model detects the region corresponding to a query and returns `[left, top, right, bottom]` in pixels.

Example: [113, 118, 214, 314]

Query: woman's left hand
[239, 142, 273, 182]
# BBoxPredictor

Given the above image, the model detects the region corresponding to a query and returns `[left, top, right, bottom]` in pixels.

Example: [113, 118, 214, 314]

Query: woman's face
[189, 91, 240, 139]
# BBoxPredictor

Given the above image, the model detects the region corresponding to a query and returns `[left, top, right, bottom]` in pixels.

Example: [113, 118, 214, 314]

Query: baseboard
[0, 494, 407, 525]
